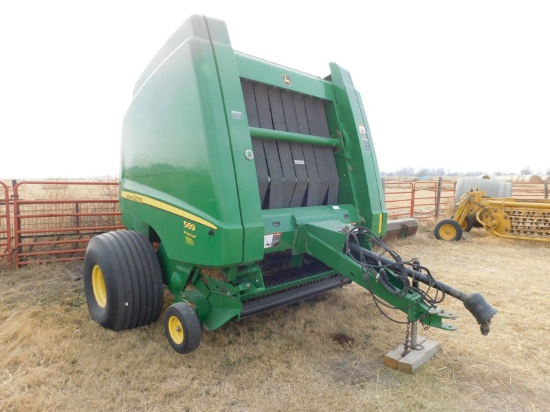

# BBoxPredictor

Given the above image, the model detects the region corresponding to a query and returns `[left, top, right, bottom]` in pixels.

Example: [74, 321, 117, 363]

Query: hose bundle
[343, 225, 444, 324]
[343, 225, 496, 335]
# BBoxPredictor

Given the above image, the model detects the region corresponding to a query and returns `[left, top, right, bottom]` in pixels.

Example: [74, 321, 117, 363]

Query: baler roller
[241, 275, 350, 318]
[262, 259, 333, 287]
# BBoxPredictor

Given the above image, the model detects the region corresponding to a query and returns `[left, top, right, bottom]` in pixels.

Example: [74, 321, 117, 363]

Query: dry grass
[1, 224, 549, 411]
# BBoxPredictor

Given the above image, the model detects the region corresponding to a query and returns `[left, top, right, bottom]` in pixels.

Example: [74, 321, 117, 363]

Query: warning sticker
[264, 232, 282, 248]
[362, 137, 371, 152]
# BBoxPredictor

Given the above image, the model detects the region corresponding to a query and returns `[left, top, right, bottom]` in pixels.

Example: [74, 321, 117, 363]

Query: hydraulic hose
[348, 243, 497, 335]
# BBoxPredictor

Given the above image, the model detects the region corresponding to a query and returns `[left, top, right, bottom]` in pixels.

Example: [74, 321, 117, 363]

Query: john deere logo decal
[282, 74, 292, 86]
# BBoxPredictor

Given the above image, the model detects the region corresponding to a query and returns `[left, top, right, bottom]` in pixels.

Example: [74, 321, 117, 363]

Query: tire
[461, 215, 474, 232]
[84, 230, 164, 331]
[163, 302, 202, 354]
[434, 219, 463, 241]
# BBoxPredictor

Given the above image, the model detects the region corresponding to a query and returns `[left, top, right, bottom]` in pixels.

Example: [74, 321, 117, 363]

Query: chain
[402, 322, 411, 356]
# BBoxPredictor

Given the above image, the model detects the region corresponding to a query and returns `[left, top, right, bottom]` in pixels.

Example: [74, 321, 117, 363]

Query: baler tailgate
[241, 79, 339, 209]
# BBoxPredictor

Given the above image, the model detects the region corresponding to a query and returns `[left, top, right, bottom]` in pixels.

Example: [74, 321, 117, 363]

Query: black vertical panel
[255, 84, 283, 209]
[304, 97, 339, 205]
[315, 99, 339, 205]
[281, 91, 308, 207]
[293, 94, 320, 206]
[241, 80, 269, 205]
[268, 88, 296, 208]
[241, 79, 340, 210]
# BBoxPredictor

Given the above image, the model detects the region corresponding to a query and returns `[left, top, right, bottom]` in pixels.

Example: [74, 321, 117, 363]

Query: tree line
[380, 167, 550, 177]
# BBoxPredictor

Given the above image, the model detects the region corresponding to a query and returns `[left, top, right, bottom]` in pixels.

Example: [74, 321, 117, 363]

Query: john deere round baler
[84, 15, 496, 354]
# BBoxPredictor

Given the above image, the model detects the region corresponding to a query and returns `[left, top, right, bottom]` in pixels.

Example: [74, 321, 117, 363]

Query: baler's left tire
[163, 302, 202, 354]
[84, 230, 164, 331]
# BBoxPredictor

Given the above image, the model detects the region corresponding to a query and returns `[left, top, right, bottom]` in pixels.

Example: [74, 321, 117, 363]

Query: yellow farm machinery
[435, 190, 550, 242]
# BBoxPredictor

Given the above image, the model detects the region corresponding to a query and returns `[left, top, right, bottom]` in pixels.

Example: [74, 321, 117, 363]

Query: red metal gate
[12, 181, 125, 266]
[512, 182, 549, 199]
[384, 179, 456, 219]
[0, 181, 12, 265]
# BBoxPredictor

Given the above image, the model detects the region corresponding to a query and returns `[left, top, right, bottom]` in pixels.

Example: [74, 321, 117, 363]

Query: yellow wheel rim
[439, 224, 458, 241]
[460, 220, 468, 230]
[168, 316, 184, 345]
[92, 265, 107, 308]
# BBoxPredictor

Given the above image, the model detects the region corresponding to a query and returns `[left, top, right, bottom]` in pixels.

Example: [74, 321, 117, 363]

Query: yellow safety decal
[378, 213, 383, 234]
[121, 191, 218, 230]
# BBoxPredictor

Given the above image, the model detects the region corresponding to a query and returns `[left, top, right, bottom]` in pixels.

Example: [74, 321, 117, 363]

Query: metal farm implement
[435, 189, 550, 242]
[83, 16, 496, 359]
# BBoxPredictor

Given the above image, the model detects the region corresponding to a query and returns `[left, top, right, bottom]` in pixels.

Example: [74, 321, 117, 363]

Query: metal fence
[11, 181, 124, 266]
[1, 178, 546, 267]
[383, 178, 456, 220]
[512, 182, 549, 199]
[0, 181, 12, 266]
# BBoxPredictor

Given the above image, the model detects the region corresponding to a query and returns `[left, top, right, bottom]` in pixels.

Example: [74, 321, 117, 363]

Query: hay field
[1, 224, 549, 411]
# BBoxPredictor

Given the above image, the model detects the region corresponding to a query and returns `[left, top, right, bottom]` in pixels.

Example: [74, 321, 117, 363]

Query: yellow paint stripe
[121, 191, 218, 230]
[378, 213, 383, 234]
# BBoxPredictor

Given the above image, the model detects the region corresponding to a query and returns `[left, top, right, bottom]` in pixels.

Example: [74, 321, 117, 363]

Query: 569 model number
[183, 221, 196, 231]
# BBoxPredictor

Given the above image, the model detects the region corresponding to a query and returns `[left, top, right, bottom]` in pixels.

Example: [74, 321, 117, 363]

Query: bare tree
[520, 167, 532, 175]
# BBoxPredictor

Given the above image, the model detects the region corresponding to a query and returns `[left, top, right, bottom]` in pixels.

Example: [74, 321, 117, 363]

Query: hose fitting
[462, 293, 497, 335]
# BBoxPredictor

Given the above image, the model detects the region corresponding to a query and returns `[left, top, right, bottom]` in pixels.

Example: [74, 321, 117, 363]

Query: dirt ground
[1, 223, 549, 411]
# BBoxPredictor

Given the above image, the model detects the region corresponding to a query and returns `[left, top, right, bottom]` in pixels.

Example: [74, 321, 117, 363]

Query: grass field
[1, 223, 549, 411]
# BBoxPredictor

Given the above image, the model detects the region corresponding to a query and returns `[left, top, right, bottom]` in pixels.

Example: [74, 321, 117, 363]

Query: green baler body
[120, 15, 392, 330]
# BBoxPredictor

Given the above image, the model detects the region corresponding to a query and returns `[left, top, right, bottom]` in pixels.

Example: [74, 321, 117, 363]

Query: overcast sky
[1, 0, 549, 179]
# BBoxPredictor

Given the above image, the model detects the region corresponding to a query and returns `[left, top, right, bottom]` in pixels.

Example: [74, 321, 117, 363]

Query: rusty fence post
[435, 177, 443, 218]
[0, 181, 13, 267]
